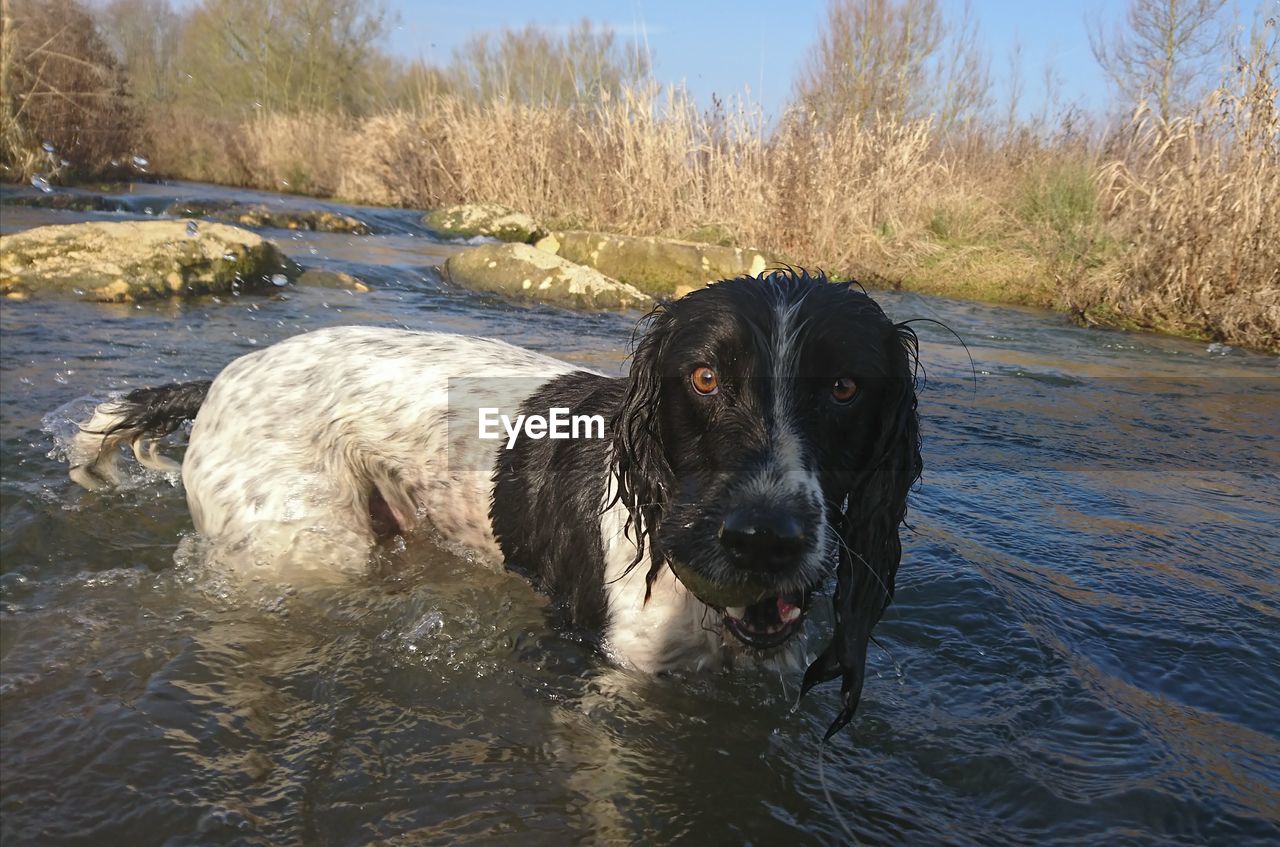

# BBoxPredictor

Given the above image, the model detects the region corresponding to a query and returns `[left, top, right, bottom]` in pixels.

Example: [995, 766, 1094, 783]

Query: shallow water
[2, 182, 1278, 845]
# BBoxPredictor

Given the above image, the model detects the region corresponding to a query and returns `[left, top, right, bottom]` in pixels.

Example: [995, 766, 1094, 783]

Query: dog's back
[70, 327, 580, 572]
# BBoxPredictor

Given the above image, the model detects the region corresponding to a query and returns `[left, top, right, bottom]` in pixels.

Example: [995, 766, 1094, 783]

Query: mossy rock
[161, 200, 371, 235]
[553, 231, 775, 297]
[0, 220, 299, 302]
[297, 269, 369, 292]
[160, 198, 237, 218]
[423, 204, 547, 244]
[444, 243, 651, 310]
[679, 223, 740, 247]
[2, 192, 122, 212]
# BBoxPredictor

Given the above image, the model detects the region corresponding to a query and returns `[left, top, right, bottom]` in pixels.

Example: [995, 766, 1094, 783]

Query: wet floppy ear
[803, 322, 922, 738]
[609, 307, 676, 578]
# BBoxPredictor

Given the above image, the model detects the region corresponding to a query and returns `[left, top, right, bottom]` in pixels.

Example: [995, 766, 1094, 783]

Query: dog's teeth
[726, 606, 746, 620]
[781, 605, 802, 623]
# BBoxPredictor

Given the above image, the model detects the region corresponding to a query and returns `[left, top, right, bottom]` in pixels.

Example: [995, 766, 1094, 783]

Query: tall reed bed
[5, 9, 1276, 349]
[1090, 38, 1279, 349]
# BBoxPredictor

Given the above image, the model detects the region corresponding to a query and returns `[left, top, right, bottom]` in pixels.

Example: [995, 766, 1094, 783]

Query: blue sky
[383, 1, 1266, 118]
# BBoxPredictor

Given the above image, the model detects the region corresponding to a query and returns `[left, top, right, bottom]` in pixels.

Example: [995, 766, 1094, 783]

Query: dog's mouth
[666, 558, 811, 650]
[722, 592, 808, 650]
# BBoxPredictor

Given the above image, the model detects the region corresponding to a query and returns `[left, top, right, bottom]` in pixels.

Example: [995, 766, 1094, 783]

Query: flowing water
[1, 182, 1277, 845]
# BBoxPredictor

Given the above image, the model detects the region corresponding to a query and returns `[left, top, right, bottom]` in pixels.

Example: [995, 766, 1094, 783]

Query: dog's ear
[609, 306, 676, 580]
[804, 322, 922, 738]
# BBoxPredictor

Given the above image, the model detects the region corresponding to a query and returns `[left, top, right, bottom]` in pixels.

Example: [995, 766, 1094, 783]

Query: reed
[1087, 30, 1280, 348]
[2, 0, 1275, 350]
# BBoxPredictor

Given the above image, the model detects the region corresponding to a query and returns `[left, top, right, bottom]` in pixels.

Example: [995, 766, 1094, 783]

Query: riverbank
[4, 0, 1276, 348]
[8, 153, 1276, 353]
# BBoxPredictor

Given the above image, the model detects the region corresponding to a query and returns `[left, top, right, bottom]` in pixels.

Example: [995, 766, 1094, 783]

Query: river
[1, 182, 1277, 845]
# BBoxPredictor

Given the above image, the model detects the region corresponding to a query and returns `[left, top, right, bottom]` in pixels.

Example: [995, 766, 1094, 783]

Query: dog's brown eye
[832, 376, 857, 403]
[691, 366, 719, 395]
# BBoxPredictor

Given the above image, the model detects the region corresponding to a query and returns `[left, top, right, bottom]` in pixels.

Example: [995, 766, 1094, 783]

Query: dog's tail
[68, 380, 212, 490]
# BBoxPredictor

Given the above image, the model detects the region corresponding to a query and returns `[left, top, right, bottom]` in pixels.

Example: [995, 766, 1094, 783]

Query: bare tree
[794, 0, 991, 132]
[1088, 0, 1229, 123]
[173, 0, 390, 116]
[1002, 37, 1024, 138]
[2, 0, 136, 174]
[98, 0, 183, 105]
[447, 20, 650, 108]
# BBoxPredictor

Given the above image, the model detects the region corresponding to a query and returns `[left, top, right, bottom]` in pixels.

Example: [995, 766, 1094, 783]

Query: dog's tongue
[726, 593, 803, 626]
[777, 596, 801, 622]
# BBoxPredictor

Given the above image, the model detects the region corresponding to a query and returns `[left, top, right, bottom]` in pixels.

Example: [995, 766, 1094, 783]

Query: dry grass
[205, 90, 986, 284]
[2, 2, 1275, 349]
[1085, 37, 1280, 349]
[0, 0, 135, 181]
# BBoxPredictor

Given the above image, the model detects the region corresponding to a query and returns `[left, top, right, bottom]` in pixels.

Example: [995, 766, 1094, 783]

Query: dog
[66, 269, 921, 737]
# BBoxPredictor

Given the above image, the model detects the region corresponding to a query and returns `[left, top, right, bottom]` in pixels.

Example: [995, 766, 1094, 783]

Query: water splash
[30, 175, 52, 193]
[41, 395, 102, 464]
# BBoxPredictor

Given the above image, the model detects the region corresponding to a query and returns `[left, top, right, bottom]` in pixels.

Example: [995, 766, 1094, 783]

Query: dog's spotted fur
[67, 271, 921, 736]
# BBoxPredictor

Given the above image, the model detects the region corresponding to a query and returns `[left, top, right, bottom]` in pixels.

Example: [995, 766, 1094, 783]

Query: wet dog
[67, 270, 921, 736]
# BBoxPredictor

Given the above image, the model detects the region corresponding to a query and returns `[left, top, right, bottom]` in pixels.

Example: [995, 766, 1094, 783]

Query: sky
[379, 0, 1266, 119]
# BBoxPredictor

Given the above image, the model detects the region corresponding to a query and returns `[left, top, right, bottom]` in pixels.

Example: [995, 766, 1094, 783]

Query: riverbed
[1, 182, 1277, 844]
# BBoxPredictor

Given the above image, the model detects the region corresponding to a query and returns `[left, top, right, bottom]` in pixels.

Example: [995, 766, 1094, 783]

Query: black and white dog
[67, 270, 921, 737]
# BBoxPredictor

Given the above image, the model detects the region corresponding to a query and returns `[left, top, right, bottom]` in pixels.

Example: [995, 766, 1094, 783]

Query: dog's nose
[719, 508, 808, 570]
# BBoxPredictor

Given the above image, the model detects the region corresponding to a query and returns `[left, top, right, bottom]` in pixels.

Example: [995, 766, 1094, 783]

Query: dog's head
[611, 269, 921, 736]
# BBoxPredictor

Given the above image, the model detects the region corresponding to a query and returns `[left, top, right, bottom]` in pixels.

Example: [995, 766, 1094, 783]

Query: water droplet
[29, 175, 51, 192]
[222, 251, 237, 262]
[271, 274, 289, 287]
[59, 158, 69, 168]
[144, 206, 154, 215]
[279, 179, 290, 188]
[186, 221, 199, 237]
[109, 159, 119, 167]
[41, 141, 56, 153]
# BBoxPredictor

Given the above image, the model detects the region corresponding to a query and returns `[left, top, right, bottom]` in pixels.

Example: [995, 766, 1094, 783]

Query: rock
[552, 231, 774, 296]
[533, 233, 561, 254]
[296, 269, 369, 292]
[680, 223, 739, 247]
[444, 243, 651, 310]
[2, 192, 121, 212]
[161, 201, 371, 234]
[423, 204, 546, 244]
[0, 220, 299, 302]
[160, 198, 236, 218]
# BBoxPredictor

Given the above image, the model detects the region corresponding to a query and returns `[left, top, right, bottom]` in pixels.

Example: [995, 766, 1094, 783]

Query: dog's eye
[831, 376, 857, 404]
[690, 366, 719, 396]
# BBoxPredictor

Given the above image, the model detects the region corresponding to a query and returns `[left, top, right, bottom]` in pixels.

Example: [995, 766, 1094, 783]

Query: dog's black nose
[719, 509, 808, 570]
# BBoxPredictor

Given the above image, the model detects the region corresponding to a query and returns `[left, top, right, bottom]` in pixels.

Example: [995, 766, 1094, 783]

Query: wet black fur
[98, 380, 212, 439]
[491, 372, 622, 631]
